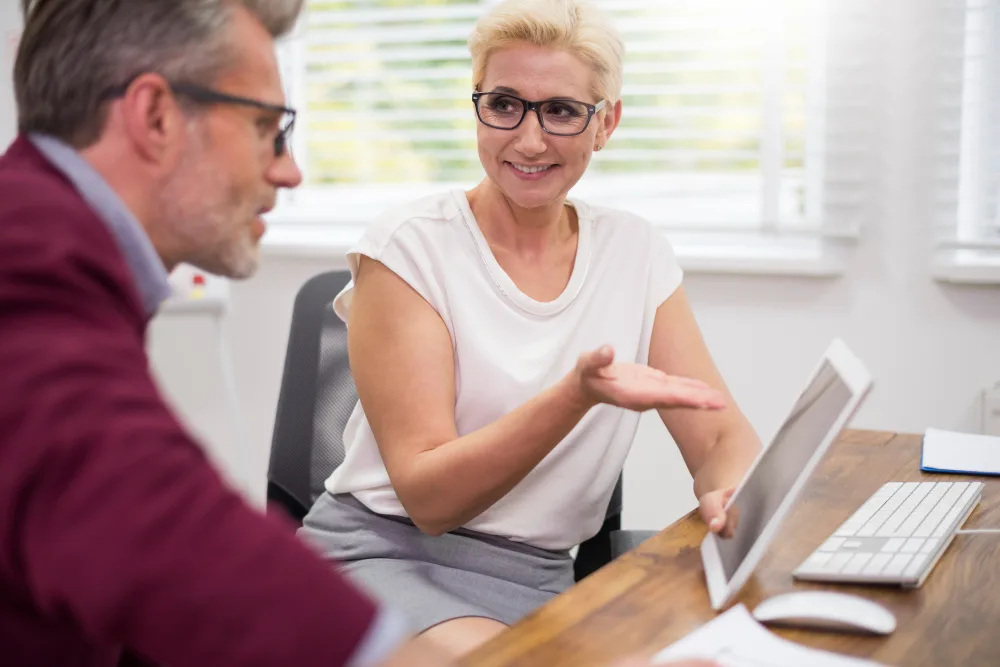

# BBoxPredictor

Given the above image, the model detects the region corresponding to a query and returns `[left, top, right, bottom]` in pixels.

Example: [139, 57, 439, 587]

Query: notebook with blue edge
[921, 428, 1000, 476]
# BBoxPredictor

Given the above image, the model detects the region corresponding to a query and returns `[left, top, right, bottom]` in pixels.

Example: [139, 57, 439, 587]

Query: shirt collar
[29, 133, 172, 317]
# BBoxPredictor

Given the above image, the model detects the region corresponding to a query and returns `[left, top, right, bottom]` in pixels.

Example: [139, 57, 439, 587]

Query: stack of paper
[654, 605, 888, 667]
[921, 428, 1000, 476]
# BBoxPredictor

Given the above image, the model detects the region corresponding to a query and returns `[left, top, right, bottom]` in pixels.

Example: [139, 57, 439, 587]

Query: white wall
[0, 3, 20, 146]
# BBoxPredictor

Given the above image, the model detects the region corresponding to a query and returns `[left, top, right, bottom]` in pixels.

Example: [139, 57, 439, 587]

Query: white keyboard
[793, 481, 984, 587]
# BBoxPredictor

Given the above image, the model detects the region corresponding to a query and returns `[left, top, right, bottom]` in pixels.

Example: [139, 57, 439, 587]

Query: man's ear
[118, 73, 184, 165]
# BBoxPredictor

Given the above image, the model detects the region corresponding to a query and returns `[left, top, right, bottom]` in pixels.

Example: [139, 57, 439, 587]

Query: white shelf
[159, 296, 228, 315]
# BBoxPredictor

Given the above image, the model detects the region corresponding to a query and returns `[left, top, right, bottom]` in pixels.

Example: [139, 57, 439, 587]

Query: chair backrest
[266, 269, 626, 543]
[267, 270, 356, 523]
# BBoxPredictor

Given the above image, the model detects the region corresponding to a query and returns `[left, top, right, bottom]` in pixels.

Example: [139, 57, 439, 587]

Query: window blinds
[280, 0, 871, 235]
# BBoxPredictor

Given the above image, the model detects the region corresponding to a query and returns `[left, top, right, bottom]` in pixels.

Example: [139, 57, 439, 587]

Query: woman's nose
[512, 109, 548, 156]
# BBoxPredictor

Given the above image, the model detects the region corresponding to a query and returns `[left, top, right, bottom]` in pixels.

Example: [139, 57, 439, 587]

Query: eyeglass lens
[476, 93, 592, 135]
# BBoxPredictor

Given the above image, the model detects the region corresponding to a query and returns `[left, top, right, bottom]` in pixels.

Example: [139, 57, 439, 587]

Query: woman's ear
[594, 99, 623, 151]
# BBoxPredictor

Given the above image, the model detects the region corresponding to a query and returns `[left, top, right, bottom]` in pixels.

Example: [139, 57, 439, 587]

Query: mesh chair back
[267, 270, 355, 522]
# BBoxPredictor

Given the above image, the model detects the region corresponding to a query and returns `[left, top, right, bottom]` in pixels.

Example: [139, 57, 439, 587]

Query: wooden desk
[462, 430, 1000, 667]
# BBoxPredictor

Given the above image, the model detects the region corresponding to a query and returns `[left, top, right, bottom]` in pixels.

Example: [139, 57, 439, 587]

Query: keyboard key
[819, 537, 847, 552]
[863, 553, 893, 575]
[895, 485, 943, 536]
[878, 484, 933, 536]
[842, 552, 874, 575]
[835, 524, 860, 537]
[919, 538, 940, 554]
[926, 482, 951, 503]
[834, 524, 858, 537]
[901, 538, 925, 554]
[857, 484, 916, 536]
[881, 538, 905, 553]
[915, 484, 966, 537]
[934, 506, 966, 537]
[842, 540, 863, 549]
[958, 483, 983, 510]
[827, 552, 855, 572]
[798, 552, 833, 574]
[857, 510, 895, 536]
[835, 492, 894, 536]
[884, 554, 913, 576]
[931, 484, 978, 538]
[904, 553, 930, 578]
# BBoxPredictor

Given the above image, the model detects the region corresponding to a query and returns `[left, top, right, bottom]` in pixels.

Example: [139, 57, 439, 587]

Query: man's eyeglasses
[472, 92, 605, 137]
[102, 81, 297, 158]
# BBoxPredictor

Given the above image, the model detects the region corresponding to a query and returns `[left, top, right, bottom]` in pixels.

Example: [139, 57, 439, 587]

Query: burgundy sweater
[0, 137, 379, 665]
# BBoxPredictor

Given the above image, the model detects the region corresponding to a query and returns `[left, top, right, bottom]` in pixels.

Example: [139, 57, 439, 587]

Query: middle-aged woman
[300, 0, 763, 659]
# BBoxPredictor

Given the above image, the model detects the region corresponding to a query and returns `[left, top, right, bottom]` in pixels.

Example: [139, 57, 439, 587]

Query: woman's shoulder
[340, 191, 468, 321]
[361, 190, 467, 252]
[574, 199, 664, 246]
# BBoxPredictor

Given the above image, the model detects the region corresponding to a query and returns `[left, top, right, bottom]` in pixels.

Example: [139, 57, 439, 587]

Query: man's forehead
[217, 5, 287, 104]
[219, 58, 286, 106]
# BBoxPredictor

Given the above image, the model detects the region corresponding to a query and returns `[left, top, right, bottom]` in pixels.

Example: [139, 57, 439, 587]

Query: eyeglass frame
[471, 91, 606, 137]
[101, 78, 297, 158]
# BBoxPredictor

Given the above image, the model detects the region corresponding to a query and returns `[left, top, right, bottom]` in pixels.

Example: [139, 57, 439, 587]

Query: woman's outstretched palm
[577, 345, 726, 412]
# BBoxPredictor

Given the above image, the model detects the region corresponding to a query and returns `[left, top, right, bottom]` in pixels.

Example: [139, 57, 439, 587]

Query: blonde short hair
[469, 0, 624, 106]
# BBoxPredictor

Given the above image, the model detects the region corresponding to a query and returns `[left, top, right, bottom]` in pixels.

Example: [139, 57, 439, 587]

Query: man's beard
[158, 150, 261, 280]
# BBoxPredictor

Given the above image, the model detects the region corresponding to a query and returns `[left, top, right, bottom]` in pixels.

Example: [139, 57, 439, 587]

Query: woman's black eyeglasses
[472, 92, 605, 137]
[102, 81, 297, 158]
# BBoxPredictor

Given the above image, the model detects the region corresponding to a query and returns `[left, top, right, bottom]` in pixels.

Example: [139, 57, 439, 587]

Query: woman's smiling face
[475, 42, 615, 211]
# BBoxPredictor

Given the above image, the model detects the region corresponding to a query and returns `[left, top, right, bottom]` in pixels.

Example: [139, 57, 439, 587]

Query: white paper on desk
[922, 427, 1000, 476]
[653, 605, 888, 667]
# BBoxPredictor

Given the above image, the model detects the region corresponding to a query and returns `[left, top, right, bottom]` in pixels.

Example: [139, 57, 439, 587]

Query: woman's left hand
[698, 487, 738, 538]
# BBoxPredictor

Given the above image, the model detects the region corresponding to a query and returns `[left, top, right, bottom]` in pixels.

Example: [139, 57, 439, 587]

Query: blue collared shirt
[29, 134, 172, 317]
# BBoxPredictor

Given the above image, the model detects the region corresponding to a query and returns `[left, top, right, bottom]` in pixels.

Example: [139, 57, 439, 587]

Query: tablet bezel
[700, 338, 873, 611]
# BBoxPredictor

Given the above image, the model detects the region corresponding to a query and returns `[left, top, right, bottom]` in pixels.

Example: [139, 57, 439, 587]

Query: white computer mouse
[751, 591, 897, 635]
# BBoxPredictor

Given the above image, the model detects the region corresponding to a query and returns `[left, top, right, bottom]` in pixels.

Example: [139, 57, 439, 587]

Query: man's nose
[268, 150, 303, 189]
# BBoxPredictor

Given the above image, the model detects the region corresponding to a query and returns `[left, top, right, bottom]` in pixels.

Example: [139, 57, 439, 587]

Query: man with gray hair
[0, 1, 457, 665]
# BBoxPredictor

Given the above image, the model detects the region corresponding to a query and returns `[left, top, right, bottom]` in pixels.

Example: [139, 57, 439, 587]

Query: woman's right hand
[574, 345, 727, 412]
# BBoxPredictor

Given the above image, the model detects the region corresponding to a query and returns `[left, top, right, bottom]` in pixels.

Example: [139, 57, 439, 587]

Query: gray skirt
[298, 492, 575, 633]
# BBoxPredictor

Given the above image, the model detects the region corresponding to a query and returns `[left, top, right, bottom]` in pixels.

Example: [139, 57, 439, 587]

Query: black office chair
[266, 270, 656, 582]
[267, 270, 356, 523]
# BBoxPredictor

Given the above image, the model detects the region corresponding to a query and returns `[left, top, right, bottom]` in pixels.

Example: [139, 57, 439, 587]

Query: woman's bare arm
[350, 258, 725, 535]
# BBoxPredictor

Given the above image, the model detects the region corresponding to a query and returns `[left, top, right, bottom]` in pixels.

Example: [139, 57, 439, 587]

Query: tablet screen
[717, 361, 855, 580]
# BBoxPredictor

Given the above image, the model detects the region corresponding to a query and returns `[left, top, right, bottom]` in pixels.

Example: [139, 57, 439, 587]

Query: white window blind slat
[306, 26, 483, 48]
[934, 0, 1000, 247]
[304, 107, 783, 122]
[308, 5, 484, 26]
[304, 84, 776, 105]
[306, 46, 472, 65]
[277, 0, 873, 235]
[306, 68, 469, 84]
[305, 127, 798, 143]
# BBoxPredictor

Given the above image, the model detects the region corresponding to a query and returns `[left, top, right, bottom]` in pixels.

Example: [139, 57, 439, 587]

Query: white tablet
[701, 338, 873, 611]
